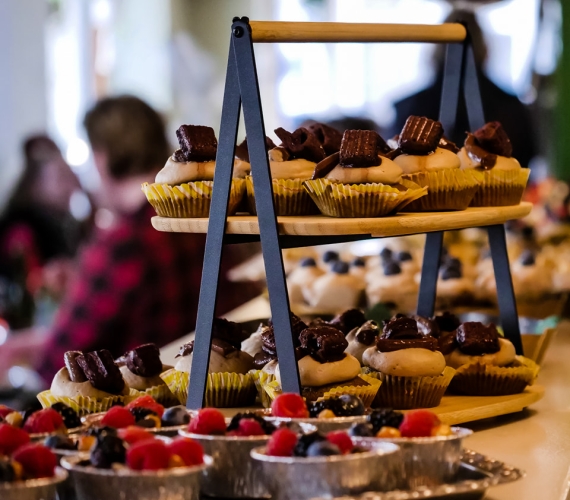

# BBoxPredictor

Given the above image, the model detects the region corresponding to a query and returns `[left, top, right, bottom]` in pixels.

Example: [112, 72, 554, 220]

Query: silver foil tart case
[0, 467, 68, 500]
[265, 415, 367, 433]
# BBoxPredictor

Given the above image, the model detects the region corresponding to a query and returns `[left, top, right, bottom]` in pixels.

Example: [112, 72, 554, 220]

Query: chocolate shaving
[473, 121, 512, 157]
[125, 343, 163, 378]
[311, 152, 340, 180]
[465, 133, 497, 169]
[274, 127, 326, 163]
[64, 351, 87, 383]
[339, 130, 382, 168]
[307, 122, 343, 156]
[76, 350, 125, 395]
[235, 136, 277, 162]
[439, 136, 460, 154]
[455, 322, 500, 355]
[398, 116, 443, 155]
[175, 125, 218, 162]
[176, 342, 194, 358]
[299, 326, 348, 363]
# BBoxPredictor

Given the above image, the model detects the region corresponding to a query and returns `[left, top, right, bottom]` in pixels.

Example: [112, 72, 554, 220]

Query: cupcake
[246, 126, 327, 215]
[443, 322, 538, 396]
[362, 317, 454, 409]
[304, 129, 427, 217]
[37, 350, 135, 416]
[435, 256, 474, 309]
[393, 116, 482, 211]
[160, 318, 256, 407]
[142, 124, 245, 217]
[234, 135, 276, 178]
[326, 308, 368, 336]
[458, 121, 530, 206]
[287, 257, 325, 305]
[116, 344, 176, 406]
[349, 257, 367, 280]
[365, 260, 418, 313]
[345, 320, 380, 365]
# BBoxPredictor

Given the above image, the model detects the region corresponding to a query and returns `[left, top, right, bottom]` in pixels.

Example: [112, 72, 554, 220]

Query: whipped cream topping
[445, 337, 516, 369]
[269, 159, 316, 180]
[458, 147, 521, 171]
[325, 157, 403, 185]
[156, 156, 216, 184]
[362, 346, 446, 377]
[275, 353, 361, 387]
[394, 147, 460, 174]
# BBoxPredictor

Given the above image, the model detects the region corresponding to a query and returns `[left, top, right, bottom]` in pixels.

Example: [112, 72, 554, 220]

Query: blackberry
[349, 422, 374, 437]
[45, 435, 77, 451]
[307, 400, 330, 418]
[87, 426, 117, 438]
[0, 458, 16, 482]
[293, 431, 326, 457]
[129, 407, 157, 422]
[227, 412, 276, 435]
[334, 395, 365, 417]
[306, 441, 340, 457]
[51, 403, 81, 429]
[367, 409, 404, 434]
[91, 435, 126, 469]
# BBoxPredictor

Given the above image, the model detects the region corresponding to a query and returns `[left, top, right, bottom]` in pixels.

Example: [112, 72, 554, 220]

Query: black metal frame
[186, 18, 521, 409]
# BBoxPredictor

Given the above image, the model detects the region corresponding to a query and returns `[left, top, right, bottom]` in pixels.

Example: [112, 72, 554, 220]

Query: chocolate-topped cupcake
[436, 256, 474, 309]
[458, 121, 530, 206]
[365, 259, 418, 313]
[287, 257, 325, 306]
[345, 320, 380, 364]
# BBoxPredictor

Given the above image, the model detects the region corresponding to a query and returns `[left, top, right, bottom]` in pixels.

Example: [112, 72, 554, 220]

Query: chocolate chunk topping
[432, 312, 461, 334]
[300, 257, 317, 267]
[173, 149, 187, 163]
[125, 344, 163, 378]
[212, 318, 249, 348]
[398, 116, 443, 155]
[332, 261, 349, 274]
[438, 332, 457, 355]
[381, 317, 422, 340]
[299, 326, 348, 363]
[175, 125, 218, 162]
[274, 127, 326, 163]
[307, 122, 343, 156]
[339, 130, 382, 168]
[464, 133, 497, 169]
[235, 136, 276, 162]
[376, 337, 439, 352]
[211, 338, 239, 357]
[519, 249, 535, 266]
[354, 321, 379, 345]
[412, 316, 440, 338]
[455, 322, 500, 355]
[253, 351, 276, 369]
[311, 152, 340, 180]
[176, 342, 194, 358]
[473, 121, 512, 157]
[438, 136, 460, 154]
[383, 260, 401, 276]
[76, 350, 125, 395]
[267, 313, 307, 342]
[64, 351, 87, 383]
[329, 309, 367, 335]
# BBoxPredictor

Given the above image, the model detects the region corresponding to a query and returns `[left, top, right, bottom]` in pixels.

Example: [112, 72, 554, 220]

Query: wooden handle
[249, 21, 466, 43]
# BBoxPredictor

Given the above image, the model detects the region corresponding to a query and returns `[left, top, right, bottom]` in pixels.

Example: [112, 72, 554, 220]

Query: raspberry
[127, 439, 171, 471]
[265, 428, 298, 457]
[399, 410, 441, 438]
[0, 424, 30, 455]
[23, 409, 65, 434]
[12, 444, 56, 479]
[167, 437, 204, 466]
[271, 393, 309, 419]
[234, 419, 265, 437]
[227, 413, 276, 435]
[326, 431, 353, 454]
[100, 406, 136, 429]
[0, 406, 15, 419]
[187, 408, 226, 435]
[118, 426, 154, 445]
[126, 396, 164, 418]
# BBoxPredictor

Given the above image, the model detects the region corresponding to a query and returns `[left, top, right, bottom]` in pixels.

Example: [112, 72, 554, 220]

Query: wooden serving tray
[151, 203, 532, 237]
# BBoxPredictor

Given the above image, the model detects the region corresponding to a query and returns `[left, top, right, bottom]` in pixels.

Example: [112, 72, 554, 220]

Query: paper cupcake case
[245, 177, 319, 216]
[248, 369, 276, 408]
[448, 356, 539, 396]
[470, 168, 530, 207]
[142, 179, 245, 218]
[303, 179, 428, 218]
[400, 169, 483, 211]
[37, 389, 140, 417]
[135, 384, 179, 407]
[160, 369, 257, 408]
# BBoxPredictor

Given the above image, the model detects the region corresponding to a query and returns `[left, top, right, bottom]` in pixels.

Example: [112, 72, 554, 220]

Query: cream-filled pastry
[287, 257, 325, 304]
[345, 320, 380, 364]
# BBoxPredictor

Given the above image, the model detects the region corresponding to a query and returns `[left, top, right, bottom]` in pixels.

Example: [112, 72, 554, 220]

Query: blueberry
[323, 251, 339, 263]
[130, 407, 157, 422]
[306, 441, 341, 457]
[300, 257, 317, 267]
[45, 434, 77, 451]
[227, 412, 276, 435]
[161, 406, 190, 427]
[336, 395, 365, 417]
[383, 260, 401, 276]
[332, 261, 349, 274]
[367, 409, 404, 434]
[397, 250, 412, 262]
[293, 432, 326, 457]
[520, 249, 535, 266]
[352, 257, 365, 267]
[379, 248, 393, 261]
[349, 423, 374, 437]
[440, 265, 462, 280]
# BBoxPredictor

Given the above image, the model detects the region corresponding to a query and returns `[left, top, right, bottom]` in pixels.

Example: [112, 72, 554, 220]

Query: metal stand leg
[439, 43, 464, 143]
[417, 231, 444, 318]
[487, 224, 523, 355]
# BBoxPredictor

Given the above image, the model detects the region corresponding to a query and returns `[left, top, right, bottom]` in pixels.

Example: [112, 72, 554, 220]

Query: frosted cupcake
[394, 116, 481, 211]
[362, 317, 454, 409]
[142, 124, 245, 217]
[345, 320, 380, 365]
[365, 260, 418, 313]
[458, 121, 530, 206]
[304, 129, 427, 217]
[287, 257, 325, 305]
[435, 257, 474, 309]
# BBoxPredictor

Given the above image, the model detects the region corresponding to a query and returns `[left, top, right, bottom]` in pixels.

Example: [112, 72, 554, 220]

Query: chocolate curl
[64, 351, 87, 383]
[274, 127, 326, 163]
[438, 136, 460, 154]
[307, 122, 343, 155]
[398, 116, 443, 155]
[465, 133, 497, 169]
[473, 121, 512, 157]
[76, 350, 125, 395]
[339, 130, 383, 168]
[298, 326, 348, 363]
[311, 152, 339, 180]
[175, 125, 218, 162]
[235, 136, 277, 162]
[125, 343, 163, 377]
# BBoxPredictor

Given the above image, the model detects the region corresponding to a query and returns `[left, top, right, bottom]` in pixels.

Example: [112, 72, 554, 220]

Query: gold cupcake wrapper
[401, 169, 483, 211]
[37, 389, 140, 417]
[448, 356, 538, 396]
[248, 369, 276, 408]
[246, 177, 319, 216]
[470, 168, 530, 207]
[303, 179, 428, 218]
[262, 374, 381, 408]
[365, 366, 456, 410]
[141, 179, 245, 218]
[133, 384, 179, 407]
[160, 369, 257, 408]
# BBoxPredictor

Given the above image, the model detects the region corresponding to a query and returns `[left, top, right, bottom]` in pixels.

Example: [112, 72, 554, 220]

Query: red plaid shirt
[37, 204, 245, 383]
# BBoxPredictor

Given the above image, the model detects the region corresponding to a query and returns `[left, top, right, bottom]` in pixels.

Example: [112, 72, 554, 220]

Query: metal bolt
[233, 26, 244, 38]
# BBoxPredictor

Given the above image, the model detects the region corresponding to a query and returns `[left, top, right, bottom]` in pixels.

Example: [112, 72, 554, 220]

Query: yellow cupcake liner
[448, 356, 538, 396]
[134, 384, 179, 407]
[303, 179, 428, 218]
[246, 177, 319, 215]
[470, 168, 530, 207]
[37, 389, 140, 417]
[364, 366, 456, 410]
[401, 169, 483, 211]
[262, 374, 381, 408]
[160, 369, 257, 408]
[141, 179, 245, 218]
[248, 369, 276, 408]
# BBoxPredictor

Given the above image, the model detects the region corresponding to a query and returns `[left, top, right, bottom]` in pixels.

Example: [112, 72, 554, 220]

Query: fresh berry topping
[50, 403, 81, 429]
[326, 431, 353, 454]
[332, 261, 349, 274]
[233, 419, 265, 437]
[399, 410, 441, 438]
[167, 437, 204, 466]
[431, 424, 453, 437]
[306, 440, 341, 457]
[161, 406, 190, 427]
[397, 251, 413, 262]
[380, 247, 393, 260]
[376, 426, 401, 438]
[308, 395, 365, 418]
[265, 428, 298, 457]
[293, 432, 326, 457]
[126, 395, 165, 418]
[383, 260, 401, 276]
[271, 393, 309, 419]
[227, 413, 276, 435]
[0, 406, 15, 419]
[187, 408, 227, 435]
[318, 409, 336, 419]
[23, 409, 65, 434]
[367, 409, 404, 434]
[323, 251, 339, 263]
[13, 444, 57, 479]
[118, 427, 153, 445]
[4, 412, 23, 428]
[130, 407, 157, 422]
[349, 423, 374, 437]
[0, 457, 17, 482]
[100, 406, 136, 429]
[127, 439, 170, 471]
[352, 257, 366, 267]
[136, 414, 161, 429]
[0, 424, 30, 455]
[300, 257, 317, 267]
[91, 434, 126, 469]
[44, 435, 77, 451]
